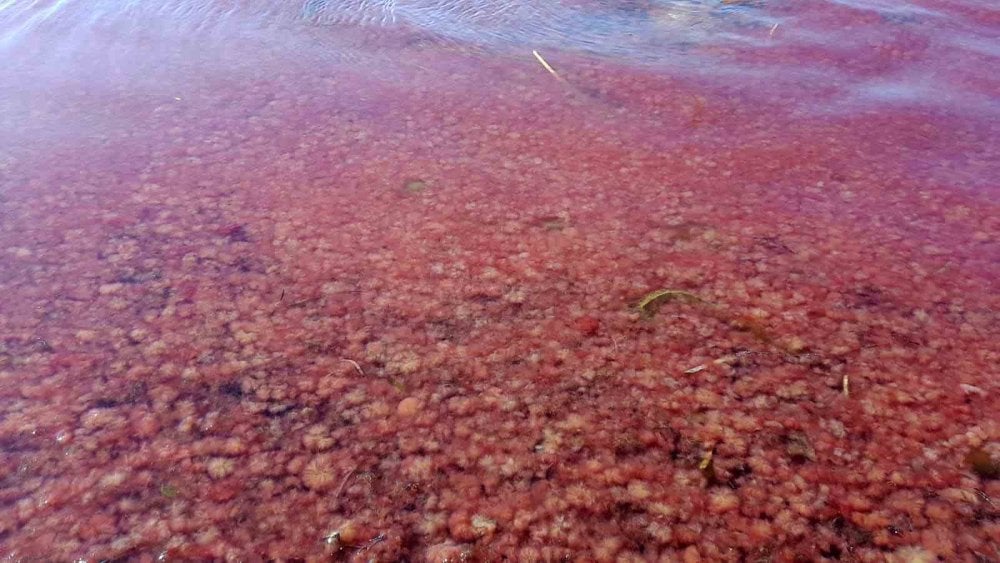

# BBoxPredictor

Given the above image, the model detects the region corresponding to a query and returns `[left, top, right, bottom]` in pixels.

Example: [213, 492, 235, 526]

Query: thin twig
[842, 373, 850, 397]
[769, 23, 779, 37]
[355, 533, 387, 553]
[334, 466, 357, 500]
[341, 359, 365, 376]
[975, 488, 995, 508]
[684, 351, 751, 374]
[532, 50, 565, 82]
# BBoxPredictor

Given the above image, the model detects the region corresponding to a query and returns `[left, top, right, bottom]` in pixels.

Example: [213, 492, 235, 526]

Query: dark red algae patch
[1, 1, 999, 561]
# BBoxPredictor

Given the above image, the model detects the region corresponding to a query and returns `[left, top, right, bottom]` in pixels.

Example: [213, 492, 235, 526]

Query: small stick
[685, 351, 751, 374]
[341, 359, 365, 376]
[355, 533, 387, 553]
[532, 50, 565, 82]
[769, 23, 779, 37]
[842, 373, 850, 397]
[975, 488, 995, 508]
[334, 466, 357, 500]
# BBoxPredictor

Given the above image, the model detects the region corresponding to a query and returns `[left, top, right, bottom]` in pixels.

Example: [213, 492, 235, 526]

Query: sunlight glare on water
[0, 0, 774, 61]
[3, 0, 996, 117]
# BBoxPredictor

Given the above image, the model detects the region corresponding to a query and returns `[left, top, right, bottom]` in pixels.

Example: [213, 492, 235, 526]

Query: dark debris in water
[218, 381, 244, 398]
[222, 224, 251, 243]
[785, 431, 816, 464]
[159, 483, 179, 498]
[966, 447, 1000, 480]
[530, 214, 569, 231]
[699, 445, 719, 487]
[831, 515, 874, 550]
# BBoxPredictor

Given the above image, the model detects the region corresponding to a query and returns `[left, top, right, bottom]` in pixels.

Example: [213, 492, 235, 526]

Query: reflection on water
[303, 0, 772, 60]
[3, 0, 997, 117]
[2, 0, 771, 61]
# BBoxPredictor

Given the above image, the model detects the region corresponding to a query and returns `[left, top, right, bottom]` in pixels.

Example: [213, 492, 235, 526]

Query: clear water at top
[0, 0, 997, 560]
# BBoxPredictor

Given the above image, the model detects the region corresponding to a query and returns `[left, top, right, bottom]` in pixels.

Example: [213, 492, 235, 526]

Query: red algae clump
[1, 0, 999, 560]
[397, 396, 423, 417]
[302, 455, 339, 491]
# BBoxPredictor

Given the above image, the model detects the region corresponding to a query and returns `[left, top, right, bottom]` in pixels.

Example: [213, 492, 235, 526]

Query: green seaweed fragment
[404, 179, 428, 193]
[635, 288, 708, 317]
[159, 483, 179, 498]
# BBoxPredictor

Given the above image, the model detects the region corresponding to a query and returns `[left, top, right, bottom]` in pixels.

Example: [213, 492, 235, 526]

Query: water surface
[1, 0, 998, 560]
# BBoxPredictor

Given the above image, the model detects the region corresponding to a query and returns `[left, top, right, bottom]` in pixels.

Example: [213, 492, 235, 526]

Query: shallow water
[1, 0, 998, 560]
